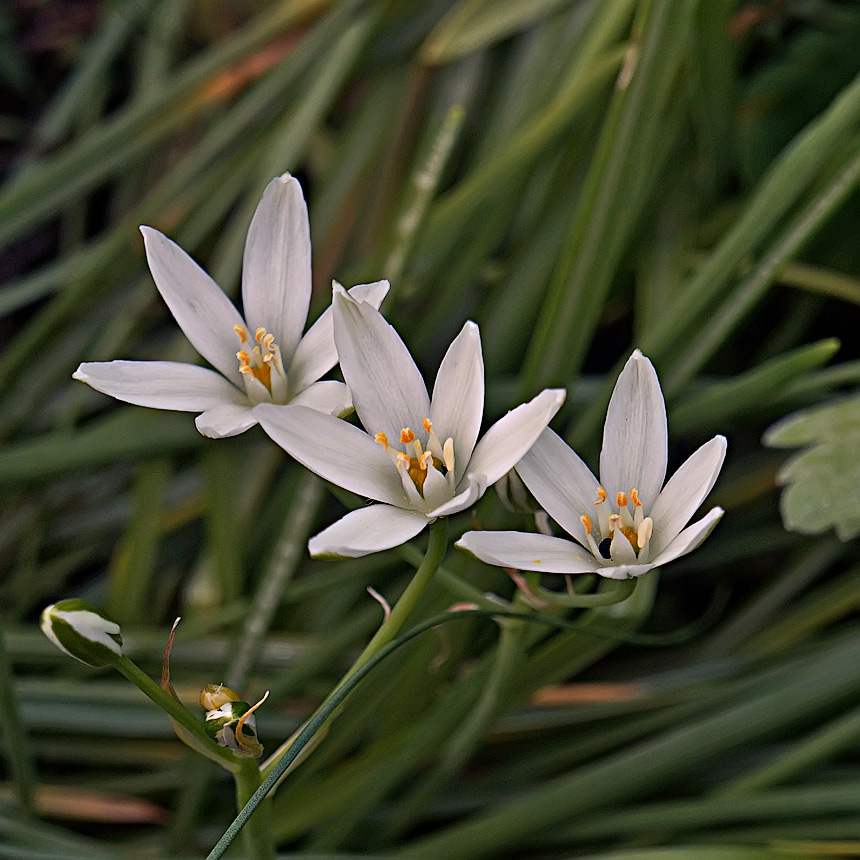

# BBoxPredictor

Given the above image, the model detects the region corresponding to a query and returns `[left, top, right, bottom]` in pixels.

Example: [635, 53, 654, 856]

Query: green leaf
[764, 393, 860, 540]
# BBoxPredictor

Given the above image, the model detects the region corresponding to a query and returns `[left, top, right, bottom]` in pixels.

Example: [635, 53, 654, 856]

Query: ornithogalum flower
[74, 174, 388, 438]
[457, 350, 726, 580]
[254, 286, 566, 557]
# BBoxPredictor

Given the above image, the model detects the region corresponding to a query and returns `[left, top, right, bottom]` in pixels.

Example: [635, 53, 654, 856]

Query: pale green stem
[262, 516, 449, 780]
[235, 758, 275, 860]
[114, 655, 238, 771]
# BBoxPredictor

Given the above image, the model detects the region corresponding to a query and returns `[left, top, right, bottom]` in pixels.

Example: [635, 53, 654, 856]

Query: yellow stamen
[595, 488, 607, 505]
[630, 488, 642, 507]
[580, 514, 592, 535]
[234, 324, 249, 343]
[375, 432, 389, 448]
[400, 428, 415, 444]
[616, 491, 629, 507]
[422, 418, 433, 434]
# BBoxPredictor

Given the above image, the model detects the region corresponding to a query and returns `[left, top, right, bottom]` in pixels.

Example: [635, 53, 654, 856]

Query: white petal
[289, 380, 352, 416]
[288, 280, 389, 394]
[455, 531, 597, 574]
[74, 360, 246, 411]
[308, 505, 429, 558]
[241, 174, 311, 364]
[428, 473, 488, 517]
[333, 286, 429, 442]
[515, 427, 601, 545]
[421, 464, 453, 512]
[649, 507, 724, 568]
[600, 350, 667, 509]
[594, 561, 654, 580]
[648, 436, 727, 556]
[467, 388, 566, 486]
[430, 321, 484, 484]
[253, 404, 408, 507]
[140, 227, 245, 386]
[196, 403, 258, 438]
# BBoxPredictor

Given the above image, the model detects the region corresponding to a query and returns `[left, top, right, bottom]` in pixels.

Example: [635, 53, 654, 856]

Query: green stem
[0, 617, 37, 814]
[533, 576, 637, 608]
[235, 758, 275, 860]
[261, 517, 449, 780]
[383, 615, 528, 841]
[114, 655, 239, 771]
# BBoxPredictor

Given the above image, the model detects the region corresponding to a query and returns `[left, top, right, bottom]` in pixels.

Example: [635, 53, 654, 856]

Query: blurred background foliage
[2, 0, 860, 857]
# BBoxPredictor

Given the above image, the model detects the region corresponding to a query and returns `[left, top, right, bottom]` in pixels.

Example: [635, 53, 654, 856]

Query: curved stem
[261, 517, 449, 780]
[534, 576, 637, 607]
[115, 655, 239, 771]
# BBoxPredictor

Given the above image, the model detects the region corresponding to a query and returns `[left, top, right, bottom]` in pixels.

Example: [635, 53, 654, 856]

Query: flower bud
[199, 683, 240, 711]
[40, 600, 123, 668]
[204, 700, 263, 758]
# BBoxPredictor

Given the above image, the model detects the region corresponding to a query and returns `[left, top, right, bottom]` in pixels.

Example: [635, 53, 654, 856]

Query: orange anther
[400, 428, 415, 444]
[375, 432, 389, 447]
[594, 488, 607, 505]
[616, 491, 629, 507]
[234, 324, 249, 343]
[580, 514, 592, 535]
[630, 488, 642, 507]
[254, 327, 267, 343]
[422, 418, 433, 433]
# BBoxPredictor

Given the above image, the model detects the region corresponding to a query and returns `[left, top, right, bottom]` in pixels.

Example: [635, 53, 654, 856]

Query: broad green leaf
[764, 393, 860, 540]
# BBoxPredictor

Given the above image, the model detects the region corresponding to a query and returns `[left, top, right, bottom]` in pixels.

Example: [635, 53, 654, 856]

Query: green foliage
[765, 393, 860, 541]
[2, 0, 860, 857]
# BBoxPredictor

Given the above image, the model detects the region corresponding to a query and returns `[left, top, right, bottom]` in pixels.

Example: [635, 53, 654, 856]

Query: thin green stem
[114, 655, 239, 772]
[533, 577, 637, 608]
[234, 758, 275, 860]
[261, 517, 449, 780]
[0, 617, 37, 814]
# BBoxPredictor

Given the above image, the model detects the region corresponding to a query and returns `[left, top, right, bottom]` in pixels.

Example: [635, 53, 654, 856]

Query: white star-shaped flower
[253, 286, 566, 557]
[457, 350, 726, 579]
[74, 174, 388, 438]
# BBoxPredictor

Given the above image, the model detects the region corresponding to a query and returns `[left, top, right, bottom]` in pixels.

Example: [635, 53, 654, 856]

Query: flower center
[375, 419, 457, 506]
[234, 325, 289, 404]
[579, 487, 653, 563]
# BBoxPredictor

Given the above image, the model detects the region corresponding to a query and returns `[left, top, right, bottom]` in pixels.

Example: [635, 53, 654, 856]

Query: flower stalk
[262, 517, 449, 780]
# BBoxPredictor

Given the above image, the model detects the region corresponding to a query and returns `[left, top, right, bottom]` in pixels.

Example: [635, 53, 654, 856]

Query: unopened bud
[40, 600, 123, 668]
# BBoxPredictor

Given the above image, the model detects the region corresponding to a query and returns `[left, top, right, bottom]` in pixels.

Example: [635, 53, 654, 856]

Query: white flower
[73, 174, 388, 438]
[253, 286, 566, 557]
[456, 350, 726, 580]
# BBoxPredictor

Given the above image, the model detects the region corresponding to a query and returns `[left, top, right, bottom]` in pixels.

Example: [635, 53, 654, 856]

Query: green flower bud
[204, 700, 262, 758]
[40, 600, 123, 668]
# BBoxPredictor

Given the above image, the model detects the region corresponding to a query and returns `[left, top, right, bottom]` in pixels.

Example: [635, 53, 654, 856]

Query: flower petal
[430, 321, 484, 484]
[289, 380, 352, 417]
[74, 360, 245, 411]
[428, 472, 488, 518]
[241, 174, 311, 364]
[288, 280, 389, 395]
[332, 285, 429, 442]
[308, 505, 429, 558]
[467, 388, 566, 486]
[648, 435, 727, 556]
[196, 403, 258, 438]
[140, 227, 245, 386]
[253, 403, 408, 507]
[599, 350, 667, 508]
[515, 427, 601, 545]
[594, 561, 654, 580]
[455, 531, 597, 574]
[649, 507, 724, 568]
